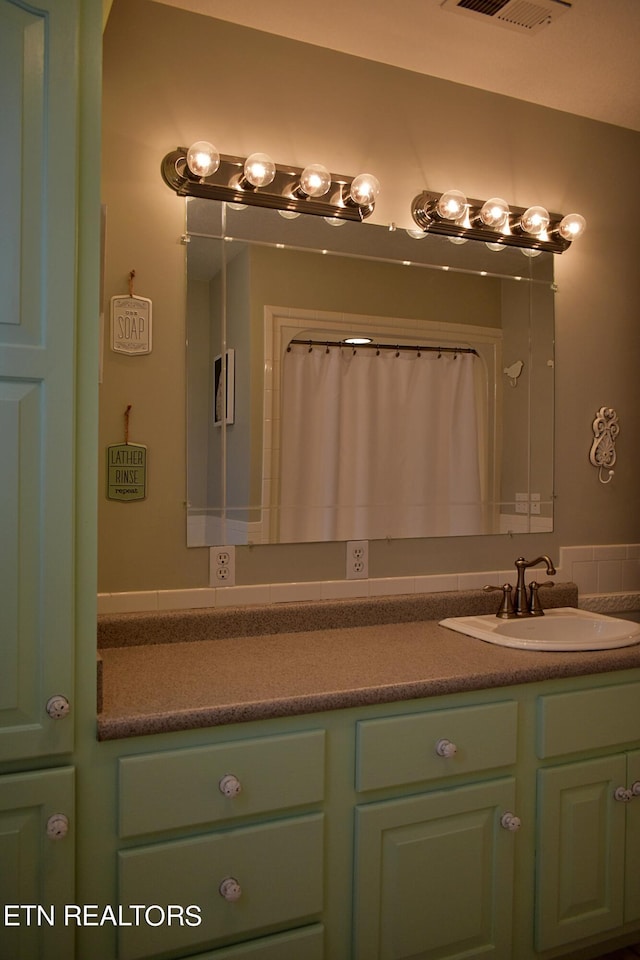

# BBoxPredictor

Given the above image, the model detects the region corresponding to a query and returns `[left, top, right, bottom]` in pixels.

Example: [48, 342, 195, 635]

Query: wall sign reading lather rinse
[106, 405, 148, 501]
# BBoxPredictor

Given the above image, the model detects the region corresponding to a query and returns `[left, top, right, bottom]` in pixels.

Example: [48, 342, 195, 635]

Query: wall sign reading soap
[107, 405, 148, 501]
[110, 270, 152, 355]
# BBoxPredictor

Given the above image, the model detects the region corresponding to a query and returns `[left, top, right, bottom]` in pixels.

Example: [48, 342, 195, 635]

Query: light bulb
[448, 236, 468, 245]
[521, 247, 542, 258]
[558, 213, 586, 241]
[479, 197, 510, 229]
[349, 173, 380, 207]
[406, 228, 427, 239]
[520, 206, 550, 236]
[324, 216, 347, 227]
[243, 152, 276, 188]
[486, 242, 505, 252]
[186, 141, 220, 179]
[278, 209, 301, 220]
[435, 190, 467, 221]
[299, 164, 331, 198]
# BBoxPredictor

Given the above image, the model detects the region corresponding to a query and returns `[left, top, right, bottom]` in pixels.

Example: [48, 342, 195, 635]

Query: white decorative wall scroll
[589, 406, 619, 484]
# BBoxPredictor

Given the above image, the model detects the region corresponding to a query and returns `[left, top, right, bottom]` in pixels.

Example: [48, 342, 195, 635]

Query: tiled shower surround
[97, 544, 640, 615]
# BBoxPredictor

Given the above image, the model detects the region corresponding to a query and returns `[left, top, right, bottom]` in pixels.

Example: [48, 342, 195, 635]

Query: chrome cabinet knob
[435, 738, 458, 758]
[219, 774, 242, 798]
[219, 877, 242, 902]
[500, 812, 521, 832]
[46, 695, 70, 719]
[46, 814, 70, 840]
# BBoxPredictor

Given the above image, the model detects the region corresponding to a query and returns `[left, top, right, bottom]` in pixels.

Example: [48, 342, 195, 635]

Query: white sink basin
[440, 607, 640, 651]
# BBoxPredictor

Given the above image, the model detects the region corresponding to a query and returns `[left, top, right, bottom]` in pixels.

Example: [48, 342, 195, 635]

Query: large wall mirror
[185, 199, 555, 547]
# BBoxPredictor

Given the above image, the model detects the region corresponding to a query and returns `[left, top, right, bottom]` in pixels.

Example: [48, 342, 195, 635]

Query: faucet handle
[529, 580, 555, 616]
[484, 583, 516, 619]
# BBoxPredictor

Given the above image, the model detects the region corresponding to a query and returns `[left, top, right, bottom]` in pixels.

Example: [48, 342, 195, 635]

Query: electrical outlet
[210, 545, 236, 587]
[346, 540, 369, 580]
[530, 493, 541, 515]
[515, 493, 528, 515]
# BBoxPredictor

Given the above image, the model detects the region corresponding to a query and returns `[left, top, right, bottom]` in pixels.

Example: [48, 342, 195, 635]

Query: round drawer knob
[614, 786, 632, 802]
[631, 781, 640, 798]
[46, 695, 70, 719]
[46, 814, 70, 840]
[500, 812, 521, 832]
[219, 774, 242, 798]
[435, 738, 458, 758]
[219, 877, 242, 902]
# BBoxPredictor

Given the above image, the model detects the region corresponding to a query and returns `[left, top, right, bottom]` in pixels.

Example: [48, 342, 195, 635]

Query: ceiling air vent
[440, 0, 572, 34]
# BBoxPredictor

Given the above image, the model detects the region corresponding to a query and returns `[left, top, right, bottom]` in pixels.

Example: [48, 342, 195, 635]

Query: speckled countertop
[96, 584, 640, 741]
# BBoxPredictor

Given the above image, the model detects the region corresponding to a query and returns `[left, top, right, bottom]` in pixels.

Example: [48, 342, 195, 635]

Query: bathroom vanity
[77, 589, 640, 960]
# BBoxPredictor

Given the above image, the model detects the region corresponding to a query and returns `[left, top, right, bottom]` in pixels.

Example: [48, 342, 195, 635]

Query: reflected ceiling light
[162, 145, 379, 222]
[411, 189, 585, 253]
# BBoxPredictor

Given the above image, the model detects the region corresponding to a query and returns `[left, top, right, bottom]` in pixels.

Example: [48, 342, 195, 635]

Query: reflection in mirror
[185, 200, 555, 546]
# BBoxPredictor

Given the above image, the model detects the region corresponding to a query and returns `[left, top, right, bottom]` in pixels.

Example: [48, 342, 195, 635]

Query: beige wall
[100, 0, 640, 592]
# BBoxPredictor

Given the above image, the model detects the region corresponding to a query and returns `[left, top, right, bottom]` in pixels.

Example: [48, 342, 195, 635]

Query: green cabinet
[112, 729, 327, 959]
[0, 767, 75, 960]
[536, 683, 640, 951]
[354, 778, 518, 959]
[352, 699, 520, 959]
[0, 0, 84, 763]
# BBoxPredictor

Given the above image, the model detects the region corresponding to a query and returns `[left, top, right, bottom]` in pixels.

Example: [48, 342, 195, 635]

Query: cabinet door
[354, 778, 517, 960]
[625, 749, 640, 923]
[536, 755, 627, 951]
[0, 0, 80, 761]
[0, 767, 75, 960]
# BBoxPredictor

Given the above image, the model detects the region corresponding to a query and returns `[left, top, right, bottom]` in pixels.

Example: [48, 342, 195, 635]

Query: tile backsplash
[98, 543, 640, 615]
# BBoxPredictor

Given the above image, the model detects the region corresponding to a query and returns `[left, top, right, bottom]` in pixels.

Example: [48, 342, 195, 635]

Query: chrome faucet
[513, 556, 556, 617]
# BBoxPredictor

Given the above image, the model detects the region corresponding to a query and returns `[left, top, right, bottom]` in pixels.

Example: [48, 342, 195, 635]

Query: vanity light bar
[161, 146, 380, 222]
[411, 190, 586, 254]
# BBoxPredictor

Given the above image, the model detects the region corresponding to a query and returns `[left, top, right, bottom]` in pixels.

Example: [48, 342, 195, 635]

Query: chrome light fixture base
[162, 147, 376, 222]
[411, 191, 574, 253]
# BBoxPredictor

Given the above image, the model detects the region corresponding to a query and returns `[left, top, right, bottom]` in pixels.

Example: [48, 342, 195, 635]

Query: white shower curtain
[278, 343, 484, 542]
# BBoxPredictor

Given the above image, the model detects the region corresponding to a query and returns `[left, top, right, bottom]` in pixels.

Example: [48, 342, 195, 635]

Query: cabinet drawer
[118, 813, 324, 960]
[356, 700, 517, 792]
[118, 729, 325, 838]
[189, 924, 324, 959]
[538, 681, 640, 758]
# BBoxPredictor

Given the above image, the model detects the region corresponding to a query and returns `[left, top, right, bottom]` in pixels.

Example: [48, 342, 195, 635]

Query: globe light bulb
[520, 206, 550, 236]
[448, 236, 468, 245]
[435, 190, 467, 221]
[406, 228, 427, 239]
[324, 216, 347, 227]
[278, 209, 301, 220]
[299, 164, 331, 198]
[486, 242, 506, 252]
[558, 213, 586, 241]
[479, 197, 510, 229]
[186, 141, 220, 179]
[521, 247, 542, 258]
[349, 173, 380, 207]
[243, 152, 276, 188]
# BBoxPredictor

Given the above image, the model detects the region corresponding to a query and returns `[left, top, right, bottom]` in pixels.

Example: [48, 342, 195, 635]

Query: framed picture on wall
[214, 349, 235, 425]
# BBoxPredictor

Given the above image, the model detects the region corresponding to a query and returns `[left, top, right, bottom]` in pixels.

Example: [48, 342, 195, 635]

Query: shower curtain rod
[288, 338, 479, 357]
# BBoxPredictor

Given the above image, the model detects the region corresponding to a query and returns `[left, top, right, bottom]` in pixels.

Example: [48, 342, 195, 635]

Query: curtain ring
[308, 340, 313, 353]
[395, 346, 400, 357]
